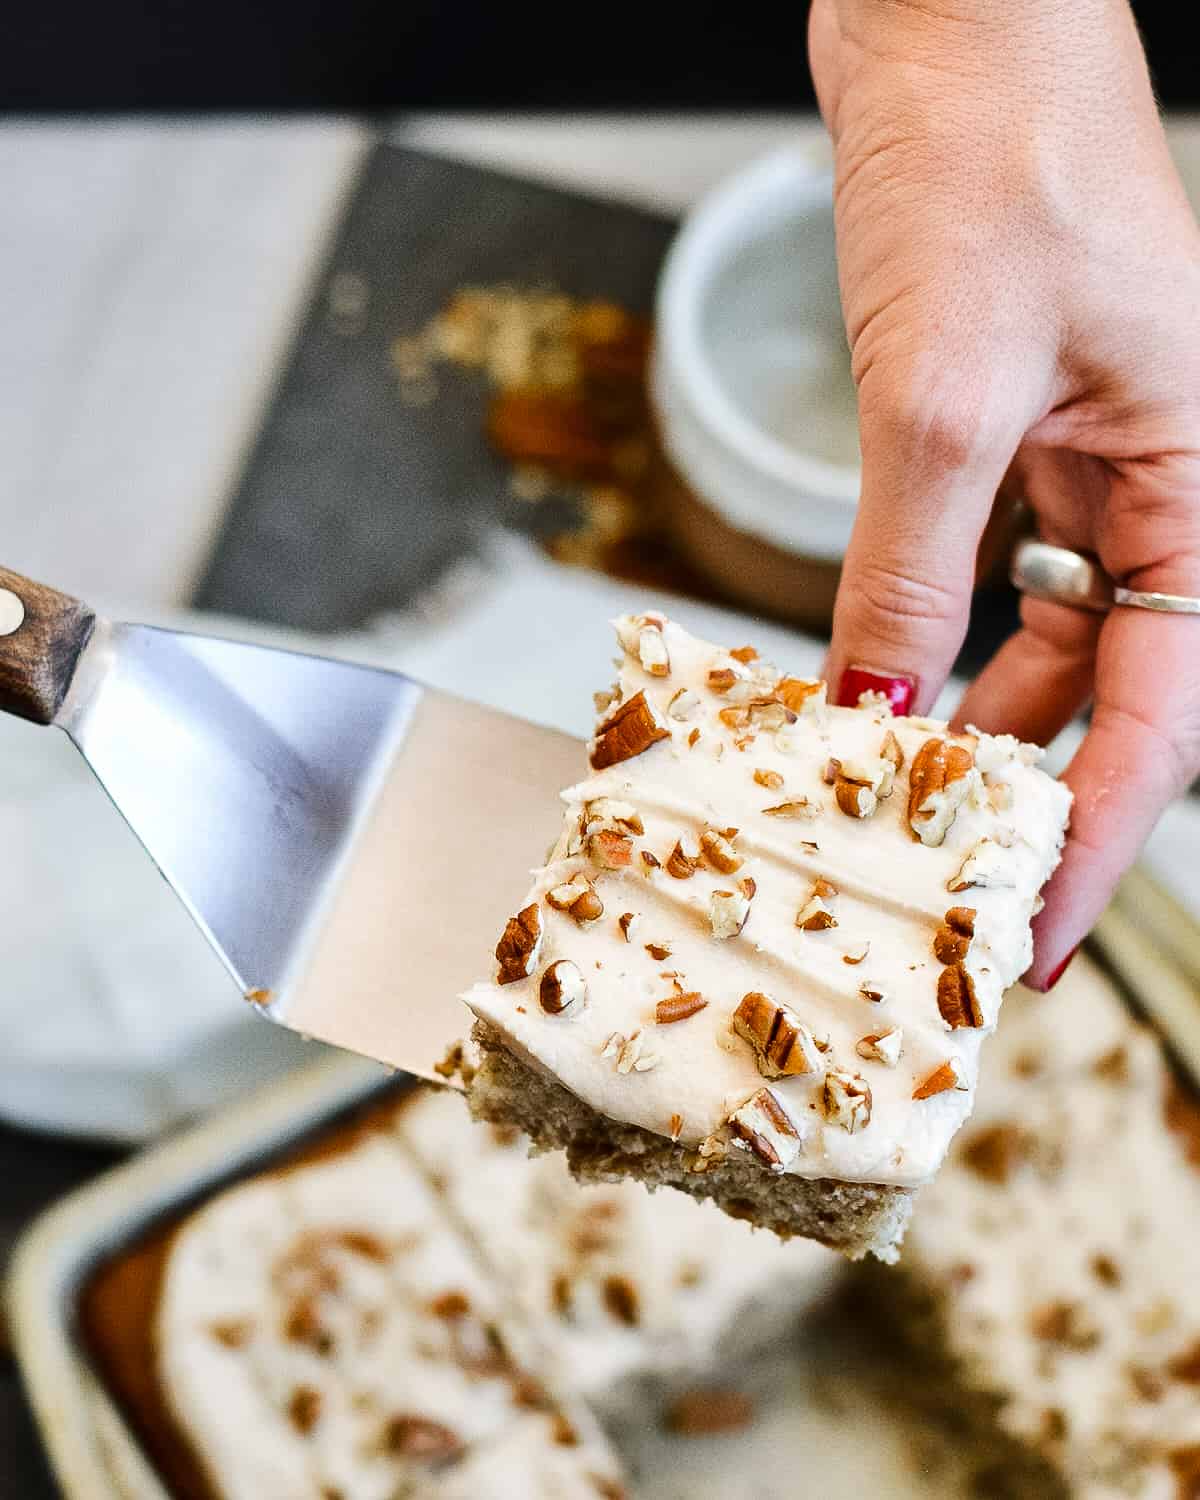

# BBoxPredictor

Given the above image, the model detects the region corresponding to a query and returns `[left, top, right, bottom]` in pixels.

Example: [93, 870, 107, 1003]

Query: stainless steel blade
[56, 620, 580, 1080]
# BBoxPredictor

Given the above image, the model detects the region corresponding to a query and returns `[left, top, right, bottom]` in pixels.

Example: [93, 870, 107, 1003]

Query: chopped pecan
[842, 940, 870, 965]
[858, 979, 888, 1003]
[727, 1088, 802, 1170]
[665, 1388, 755, 1436]
[655, 992, 708, 1024]
[547, 873, 604, 923]
[603, 1275, 641, 1325]
[645, 941, 671, 960]
[732, 991, 824, 1077]
[821, 1070, 873, 1132]
[540, 960, 587, 1015]
[707, 666, 739, 694]
[709, 887, 752, 940]
[913, 1060, 967, 1099]
[775, 677, 825, 715]
[383, 1414, 464, 1463]
[934, 906, 976, 965]
[667, 686, 700, 720]
[763, 797, 821, 821]
[640, 849, 661, 874]
[938, 964, 984, 1028]
[601, 1030, 660, 1073]
[730, 645, 759, 663]
[589, 829, 633, 869]
[880, 729, 904, 773]
[856, 1028, 902, 1067]
[835, 778, 878, 819]
[584, 797, 644, 835]
[754, 767, 784, 790]
[495, 904, 543, 984]
[618, 911, 640, 942]
[665, 833, 701, 878]
[636, 624, 670, 677]
[908, 738, 977, 846]
[796, 877, 838, 931]
[1030, 1300, 1100, 1351]
[700, 827, 742, 873]
[961, 1122, 1028, 1184]
[590, 690, 670, 770]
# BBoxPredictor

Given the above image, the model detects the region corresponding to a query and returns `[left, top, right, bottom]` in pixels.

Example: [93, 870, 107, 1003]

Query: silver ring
[1011, 539, 1200, 615]
[1010, 540, 1113, 612]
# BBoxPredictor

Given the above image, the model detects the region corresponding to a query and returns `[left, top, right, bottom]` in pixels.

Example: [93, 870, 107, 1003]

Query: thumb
[826, 363, 1025, 715]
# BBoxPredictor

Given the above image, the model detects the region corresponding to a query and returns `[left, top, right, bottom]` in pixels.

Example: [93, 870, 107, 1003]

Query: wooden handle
[0, 566, 96, 725]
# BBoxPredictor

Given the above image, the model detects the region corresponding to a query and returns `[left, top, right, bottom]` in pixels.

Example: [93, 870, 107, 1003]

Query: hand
[810, 0, 1200, 986]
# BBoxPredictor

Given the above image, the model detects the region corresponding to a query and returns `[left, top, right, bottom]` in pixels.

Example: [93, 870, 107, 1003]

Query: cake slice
[395, 1084, 840, 1411]
[463, 611, 1071, 1261]
[892, 958, 1200, 1499]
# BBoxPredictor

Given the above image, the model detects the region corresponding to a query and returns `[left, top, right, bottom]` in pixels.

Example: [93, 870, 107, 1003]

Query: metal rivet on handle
[0, 589, 25, 636]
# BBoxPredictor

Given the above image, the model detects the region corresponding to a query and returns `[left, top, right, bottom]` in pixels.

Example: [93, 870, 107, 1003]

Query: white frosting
[466, 615, 1070, 1189]
[157, 1127, 621, 1500]
[396, 1086, 840, 1405]
[909, 957, 1200, 1499]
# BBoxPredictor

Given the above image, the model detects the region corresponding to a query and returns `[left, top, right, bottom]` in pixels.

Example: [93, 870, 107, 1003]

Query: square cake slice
[463, 612, 1071, 1261]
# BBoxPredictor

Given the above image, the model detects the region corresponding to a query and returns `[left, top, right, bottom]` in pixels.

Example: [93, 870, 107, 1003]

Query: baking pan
[6, 871, 1199, 1500]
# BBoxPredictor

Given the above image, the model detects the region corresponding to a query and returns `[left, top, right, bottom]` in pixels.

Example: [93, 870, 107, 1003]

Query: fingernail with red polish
[835, 667, 916, 715]
[1044, 946, 1080, 992]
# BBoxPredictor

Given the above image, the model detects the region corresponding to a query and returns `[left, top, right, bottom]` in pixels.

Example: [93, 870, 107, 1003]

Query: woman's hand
[810, 0, 1200, 986]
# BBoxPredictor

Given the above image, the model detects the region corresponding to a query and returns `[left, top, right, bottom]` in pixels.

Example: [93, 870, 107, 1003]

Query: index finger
[1026, 602, 1200, 987]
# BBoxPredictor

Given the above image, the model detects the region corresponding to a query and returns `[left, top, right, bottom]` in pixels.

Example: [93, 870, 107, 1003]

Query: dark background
[3, 0, 1197, 112]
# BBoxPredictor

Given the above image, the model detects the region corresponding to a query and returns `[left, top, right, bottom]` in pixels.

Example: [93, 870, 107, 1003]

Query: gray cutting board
[193, 143, 677, 632]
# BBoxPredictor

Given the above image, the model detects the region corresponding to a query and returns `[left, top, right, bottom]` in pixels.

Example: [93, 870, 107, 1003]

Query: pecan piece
[775, 677, 825, 715]
[384, 1414, 464, 1463]
[699, 827, 742, 873]
[667, 687, 700, 720]
[913, 1060, 967, 1099]
[709, 887, 752, 940]
[938, 964, 984, 1028]
[856, 1028, 902, 1067]
[796, 877, 838, 931]
[495, 904, 543, 984]
[948, 838, 1018, 892]
[821, 1070, 873, 1132]
[665, 833, 701, 878]
[754, 767, 784, 790]
[546, 873, 604, 923]
[763, 797, 821, 821]
[727, 1088, 802, 1170]
[908, 737, 976, 846]
[590, 690, 670, 770]
[655, 992, 708, 1024]
[934, 906, 976, 965]
[540, 960, 587, 1015]
[732, 991, 824, 1077]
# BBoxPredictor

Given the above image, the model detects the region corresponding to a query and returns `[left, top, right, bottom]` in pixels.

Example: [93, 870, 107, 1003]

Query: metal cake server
[0, 565, 579, 1081]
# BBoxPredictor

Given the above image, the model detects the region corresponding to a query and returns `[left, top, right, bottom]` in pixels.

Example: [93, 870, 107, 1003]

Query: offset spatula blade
[55, 620, 580, 1081]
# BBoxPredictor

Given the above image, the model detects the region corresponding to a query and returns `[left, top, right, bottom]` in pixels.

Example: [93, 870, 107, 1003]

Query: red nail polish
[836, 667, 916, 714]
[1044, 946, 1080, 991]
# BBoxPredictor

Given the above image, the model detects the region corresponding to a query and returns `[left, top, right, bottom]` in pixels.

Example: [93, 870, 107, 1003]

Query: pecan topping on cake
[733, 991, 824, 1077]
[635, 622, 670, 677]
[913, 1059, 967, 1099]
[821, 1070, 873, 1132]
[383, 1414, 464, 1462]
[796, 877, 838, 931]
[908, 737, 976, 846]
[709, 886, 752, 940]
[938, 964, 984, 1028]
[754, 767, 784, 790]
[775, 677, 825, 715]
[540, 960, 587, 1015]
[546, 873, 604, 923]
[601, 1030, 660, 1073]
[764, 797, 821, 821]
[934, 906, 976, 965]
[590, 690, 670, 769]
[655, 991, 708, 1024]
[699, 827, 743, 873]
[665, 834, 701, 878]
[496, 904, 543, 984]
[667, 686, 700, 720]
[665, 1388, 755, 1436]
[728, 1089, 802, 1169]
[618, 911, 640, 942]
[856, 1028, 902, 1067]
